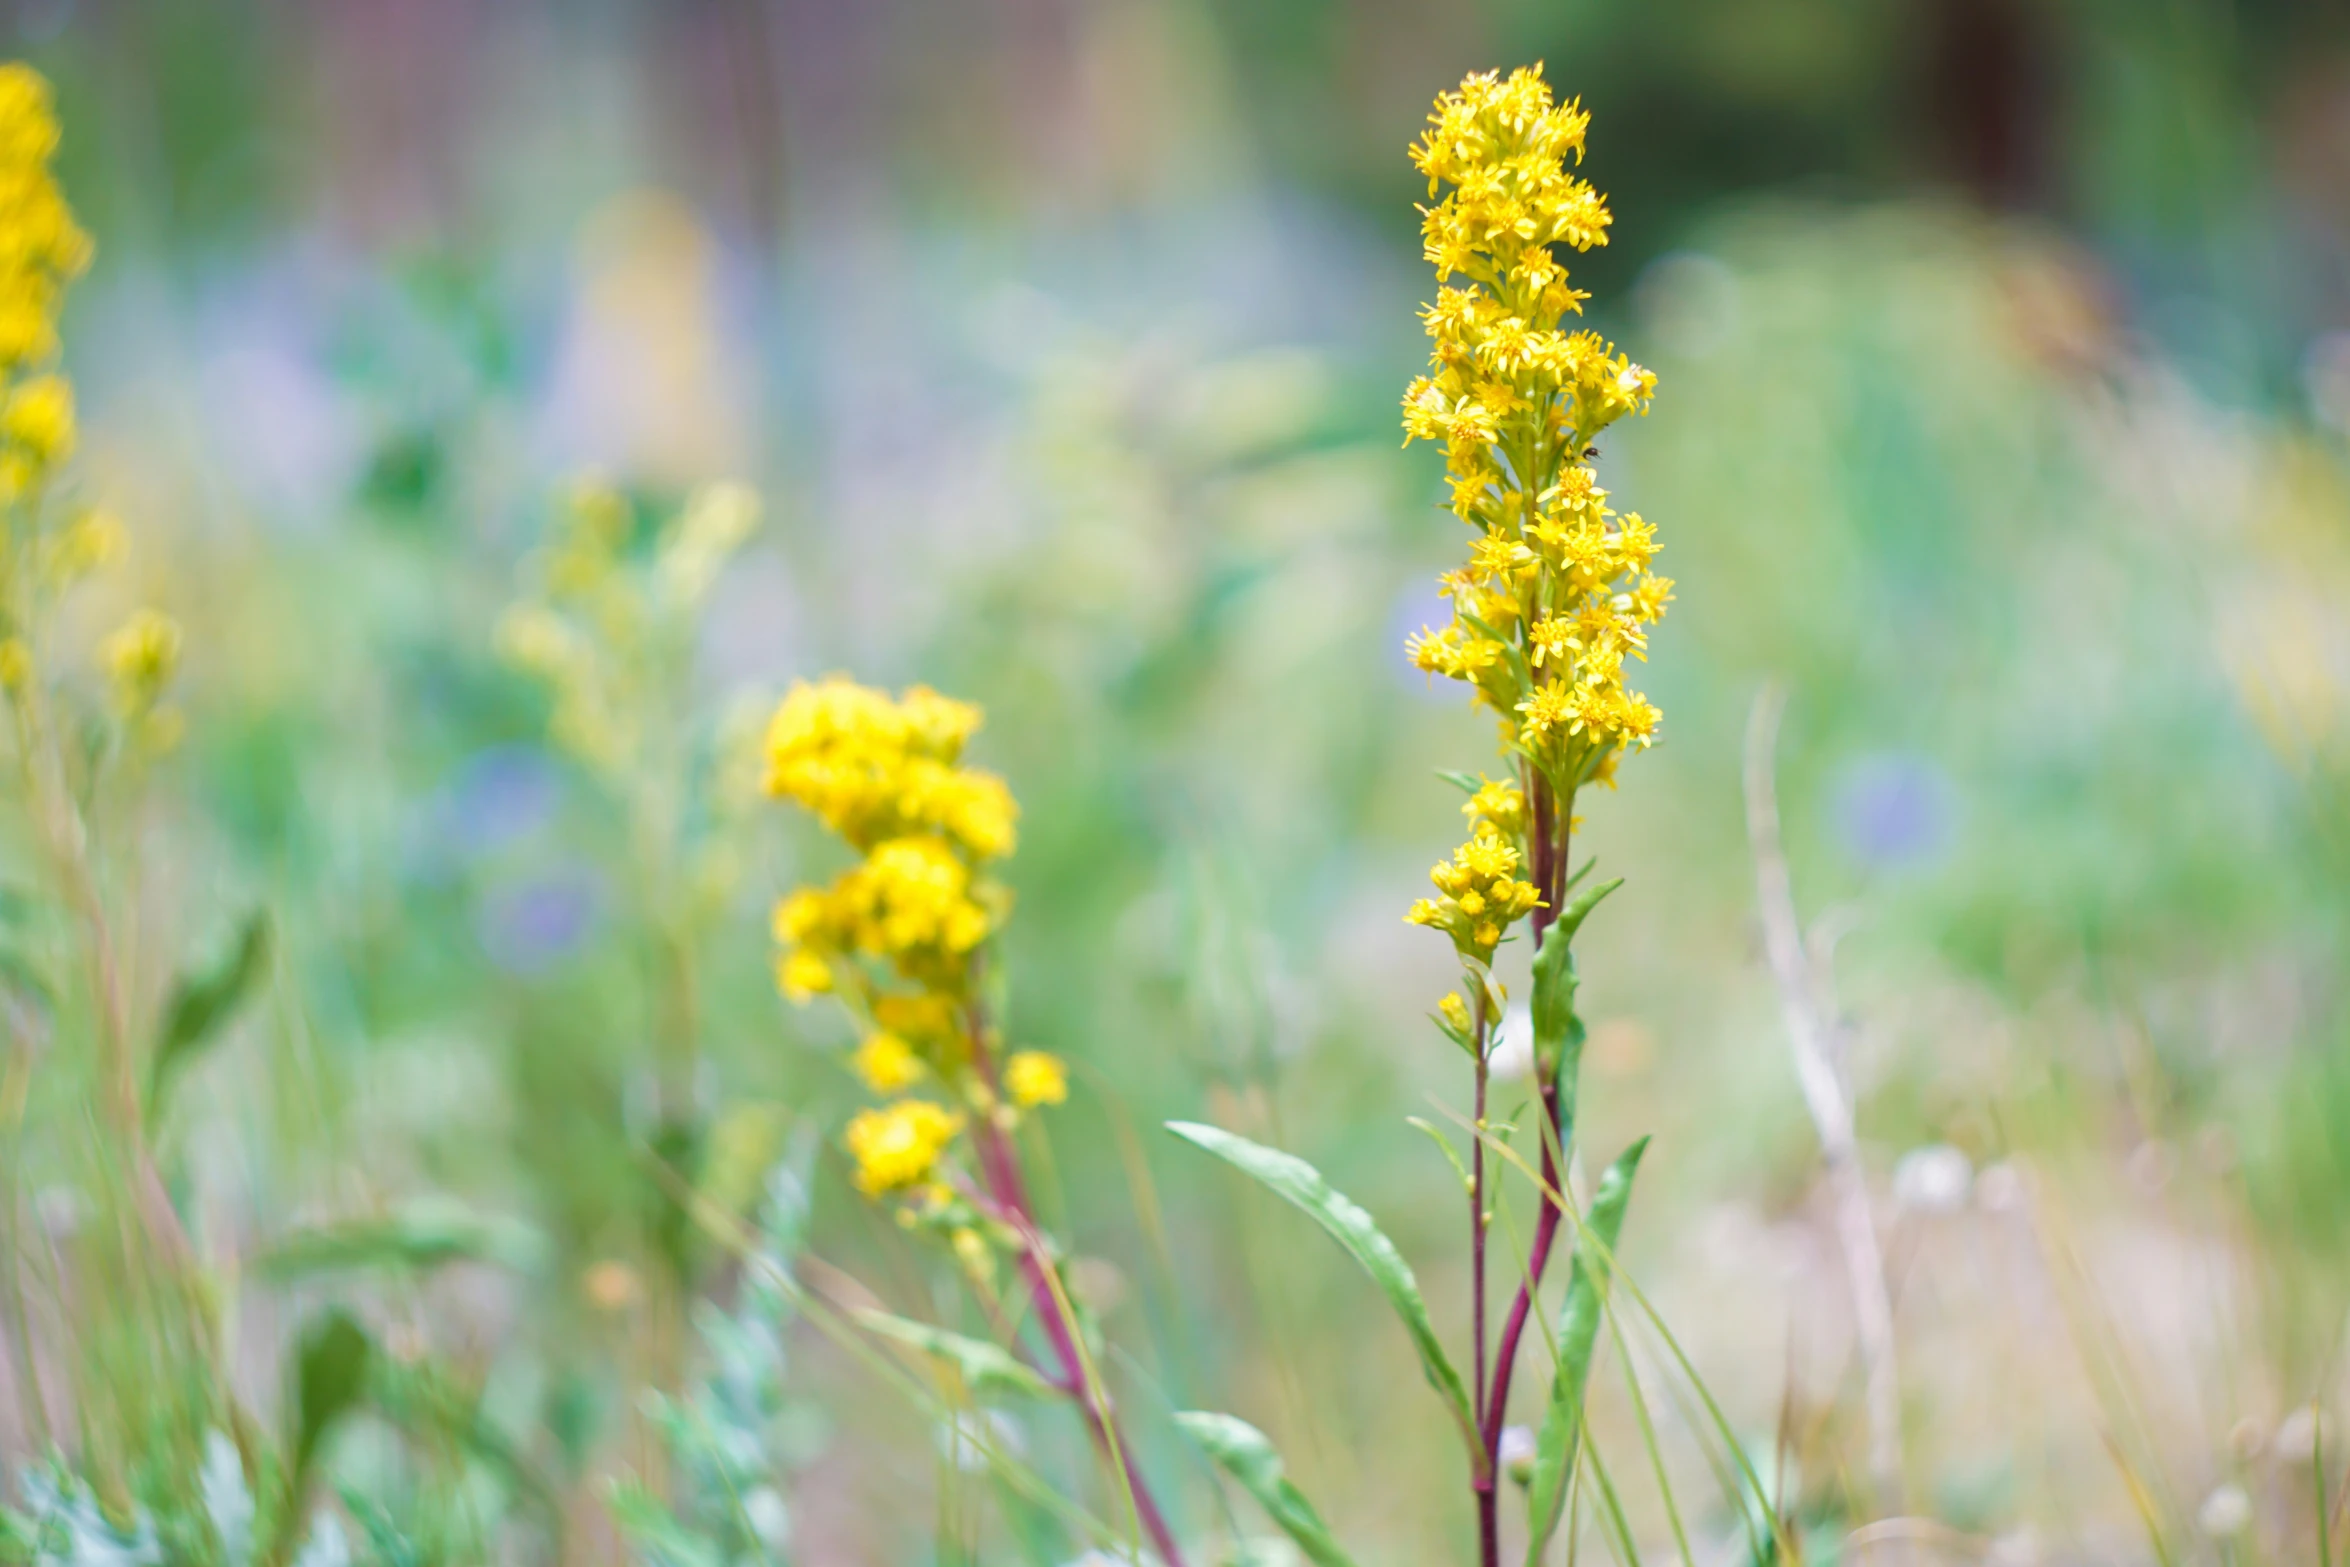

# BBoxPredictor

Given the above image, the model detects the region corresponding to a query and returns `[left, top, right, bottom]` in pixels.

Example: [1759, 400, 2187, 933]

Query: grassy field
[0, 4, 2346, 1564]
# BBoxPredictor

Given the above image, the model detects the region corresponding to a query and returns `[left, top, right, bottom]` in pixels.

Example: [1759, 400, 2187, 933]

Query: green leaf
[1177, 1410, 1359, 1567]
[1435, 769, 1484, 796]
[285, 1306, 371, 1503]
[249, 1201, 547, 1283]
[1524, 1136, 1650, 1563]
[1166, 1121, 1484, 1478]
[1530, 878, 1619, 1084]
[149, 911, 272, 1120]
[853, 1309, 1058, 1402]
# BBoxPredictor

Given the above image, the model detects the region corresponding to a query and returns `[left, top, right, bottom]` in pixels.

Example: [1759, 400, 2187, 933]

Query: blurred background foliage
[5, 0, 2350, 1560]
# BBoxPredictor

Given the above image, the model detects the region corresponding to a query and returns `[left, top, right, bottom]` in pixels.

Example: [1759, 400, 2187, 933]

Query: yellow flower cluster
[1407, 776, 1544, 960]
[1004, 1049, 1068, 1108]
[1401, 66, 1669, 790]
[497, 479, 760, 771]
[844, 1099, 963, 1197]
[0, 66, 86, 395]
[764, 677, 1017, 1001]
[764, 677, 1060, 1202]
[762, 677, 1016, 859]
[0, 64, 177, 734]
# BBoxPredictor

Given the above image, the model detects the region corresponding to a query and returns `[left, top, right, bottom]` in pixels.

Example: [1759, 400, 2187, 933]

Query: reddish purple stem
[968, 1021, 1187, 1567]
[1474, 771, 1574, 1567]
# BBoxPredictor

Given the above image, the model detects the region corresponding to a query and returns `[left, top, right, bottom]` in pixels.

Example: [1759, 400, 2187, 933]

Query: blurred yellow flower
[3, 371, 71, 459]
[846, 1099, 962, 1196]
[852, 1030, 923, 1094]
[0, 65, 88, 373]
[763, 676, 1016, 860]
[100, 608, 180, 713]
[764, 678, 1019, 1014]
[1004, 1050, 1067, 1109]
[41, 507, 124, 587]
[775, 947, 832, 1002]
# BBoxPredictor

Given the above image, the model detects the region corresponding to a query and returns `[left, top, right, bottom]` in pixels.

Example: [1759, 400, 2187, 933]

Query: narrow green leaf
[250, 1201, 547, 1283]
[1524, 1135, 1650, 1563]
[1166, 1120, 1484, 1477]
[1177, 1410, 1359, 1567]
[853, 1309, 1058, 1402]
[1435, 769, 1484, 796]
[150, 911, 272, 1120]
[1550, 875, 1622, 950]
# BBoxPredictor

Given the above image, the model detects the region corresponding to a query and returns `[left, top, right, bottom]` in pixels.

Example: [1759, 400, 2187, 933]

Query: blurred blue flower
[479, 868, 603, 974]
[1832, 752, 1955, 871]
[443, 744, 563, 857]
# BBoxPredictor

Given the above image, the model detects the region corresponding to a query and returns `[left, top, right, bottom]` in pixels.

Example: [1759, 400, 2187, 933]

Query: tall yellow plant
[764, 676, 1181, 1565]
[0, 61, 217, 1505]
[1166, 64, 1666, 1567]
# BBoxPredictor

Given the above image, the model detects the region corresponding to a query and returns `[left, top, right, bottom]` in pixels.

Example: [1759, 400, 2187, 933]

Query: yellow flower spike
[844, 1099, 963, 1197]
[0, 637, 30, 691]
[1400, 63, 1664, 802]
[851, 1030, 924, 1094]
[1004, 1050, 1067, 1110]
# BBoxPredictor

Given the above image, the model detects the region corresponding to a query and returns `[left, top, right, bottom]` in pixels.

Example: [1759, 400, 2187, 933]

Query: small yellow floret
[846, 1099, 962, 1196]
[100, 608, 179, 711]
[1003, 1050, 1067, 1109]
[776, 947, 833, 1002]
[852, 1030, 923, 1094]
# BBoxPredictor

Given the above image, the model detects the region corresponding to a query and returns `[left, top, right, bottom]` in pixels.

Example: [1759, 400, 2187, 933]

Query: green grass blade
[1167, 1119, 1485, 1479]
[1177, 1410, 1359, 1567]
[1524, 1135, 1649, 1564]
[1608, 1303, 1695, 1567]
[149, 910, 272, 1123]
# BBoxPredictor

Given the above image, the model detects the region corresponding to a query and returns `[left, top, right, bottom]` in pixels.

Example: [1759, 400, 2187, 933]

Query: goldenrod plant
[763, 677, 1185, 1567]
[0, 51, 211, 1501]
[1166, 65, 1673, 1567]
[497, 478, 771, 1459]
[0, 63, 391, 1562]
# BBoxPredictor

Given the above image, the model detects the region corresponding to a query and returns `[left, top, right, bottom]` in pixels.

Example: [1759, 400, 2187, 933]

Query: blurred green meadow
[5, 0, 2350, 1562]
